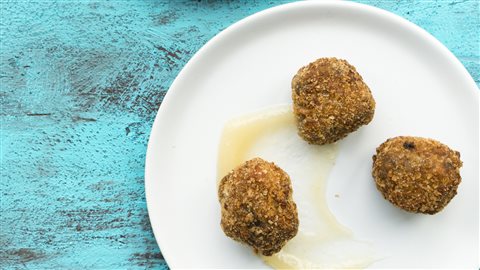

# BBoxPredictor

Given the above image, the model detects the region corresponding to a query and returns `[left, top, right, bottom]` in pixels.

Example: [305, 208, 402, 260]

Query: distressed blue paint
[0, 1, 478, 269]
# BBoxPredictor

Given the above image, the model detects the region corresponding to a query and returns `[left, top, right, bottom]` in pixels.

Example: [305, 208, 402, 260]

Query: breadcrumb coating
[218, 158, 298, 256]
[292, 57, 375, 144]
[372, 136, 462, 214]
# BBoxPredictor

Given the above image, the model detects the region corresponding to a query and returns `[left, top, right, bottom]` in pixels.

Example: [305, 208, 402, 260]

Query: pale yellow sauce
[217, 104, 375, 269]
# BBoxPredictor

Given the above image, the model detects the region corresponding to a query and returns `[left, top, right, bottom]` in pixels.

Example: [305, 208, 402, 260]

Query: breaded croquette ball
[292, 57, 375, 145]
[218, 158, 299, 256]
[372, 136, 462, 214]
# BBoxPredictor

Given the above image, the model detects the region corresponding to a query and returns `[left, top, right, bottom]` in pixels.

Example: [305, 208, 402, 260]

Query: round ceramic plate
[145, 1, 479, 268]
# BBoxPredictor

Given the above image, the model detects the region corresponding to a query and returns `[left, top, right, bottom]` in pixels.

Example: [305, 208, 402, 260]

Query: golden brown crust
[218, 158, 298, 256]
[292, 57, 375, 144]
[372, 136, 462, 214]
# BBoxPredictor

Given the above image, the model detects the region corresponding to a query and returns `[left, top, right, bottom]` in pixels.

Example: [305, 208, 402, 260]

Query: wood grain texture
[1, 1, 478, 269]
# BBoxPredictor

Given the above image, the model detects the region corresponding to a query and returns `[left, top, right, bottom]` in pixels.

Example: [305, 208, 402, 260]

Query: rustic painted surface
[1, 0, 478, 269]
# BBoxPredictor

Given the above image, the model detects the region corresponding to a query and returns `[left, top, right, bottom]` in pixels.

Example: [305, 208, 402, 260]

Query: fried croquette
[372, 136, 462, 214]
[292, 57, 375, 145]
[218, 158, 299, 256]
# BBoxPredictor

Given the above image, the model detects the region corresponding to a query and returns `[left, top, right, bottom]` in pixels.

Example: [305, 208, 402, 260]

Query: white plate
[145, 1, 479, 268]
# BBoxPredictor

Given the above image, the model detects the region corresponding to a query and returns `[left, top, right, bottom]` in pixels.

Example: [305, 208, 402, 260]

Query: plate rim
[144, 1, 479, 267]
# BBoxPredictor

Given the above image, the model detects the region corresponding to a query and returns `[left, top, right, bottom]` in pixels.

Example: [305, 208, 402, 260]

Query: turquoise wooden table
[1, 1, 478, 269]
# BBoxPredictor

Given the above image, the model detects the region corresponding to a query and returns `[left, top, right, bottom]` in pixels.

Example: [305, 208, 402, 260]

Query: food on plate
[217, 106, 375, 268]
[292, 57, 375, 144]
[218, 157, 299, 256]
[372, 136, 462, 214]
